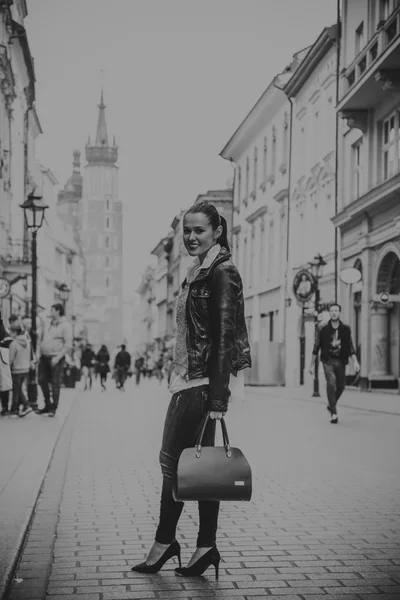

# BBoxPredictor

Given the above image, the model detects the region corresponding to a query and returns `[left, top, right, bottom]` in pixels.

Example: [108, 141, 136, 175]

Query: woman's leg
[145, 385, 210, 564]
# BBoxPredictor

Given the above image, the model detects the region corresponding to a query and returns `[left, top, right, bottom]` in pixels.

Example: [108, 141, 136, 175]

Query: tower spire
[95, 88, 108, 146]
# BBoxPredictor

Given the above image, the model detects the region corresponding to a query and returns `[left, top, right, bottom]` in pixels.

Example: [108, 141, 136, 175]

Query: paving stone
[5, 384, 400, 600]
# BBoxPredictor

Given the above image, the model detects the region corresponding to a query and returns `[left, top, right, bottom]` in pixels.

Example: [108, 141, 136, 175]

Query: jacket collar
[184, 246, 231, 286]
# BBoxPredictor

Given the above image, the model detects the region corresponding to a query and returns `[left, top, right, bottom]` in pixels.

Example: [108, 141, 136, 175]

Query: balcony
[338, 6, 400, 114]
[0, 224, 31, 284]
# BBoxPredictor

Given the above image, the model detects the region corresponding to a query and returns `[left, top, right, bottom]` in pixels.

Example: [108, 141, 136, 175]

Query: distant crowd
[0, 303, 175, 419]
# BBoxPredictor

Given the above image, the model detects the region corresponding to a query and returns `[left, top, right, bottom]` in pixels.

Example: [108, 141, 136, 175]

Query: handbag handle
[196, 412, 232, 459]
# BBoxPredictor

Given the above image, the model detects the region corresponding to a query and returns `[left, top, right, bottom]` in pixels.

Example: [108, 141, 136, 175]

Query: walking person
[8, 316, 33, 418]
[81, 342, 96, 391]
[37, 303, 73, 417]
[131, 201, 251, 579]
[134, 355, 144, 385]
[96, 344, 110, 391]
[0, 310, 13, 416]
[114, 344, 131, 391]
[309, 303, 360, 424]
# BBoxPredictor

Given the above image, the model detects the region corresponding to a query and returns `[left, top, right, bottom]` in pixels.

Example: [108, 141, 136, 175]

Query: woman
[96, 344, 110, 391]
[131, 201, 251, 579]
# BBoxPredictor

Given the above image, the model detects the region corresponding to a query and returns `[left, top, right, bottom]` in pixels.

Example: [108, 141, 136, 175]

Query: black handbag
[172, 413, 252, 502]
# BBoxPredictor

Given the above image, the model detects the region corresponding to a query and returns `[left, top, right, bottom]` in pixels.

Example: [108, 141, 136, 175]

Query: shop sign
[0, 277, 10, 299]
[292, 269, 316, 303]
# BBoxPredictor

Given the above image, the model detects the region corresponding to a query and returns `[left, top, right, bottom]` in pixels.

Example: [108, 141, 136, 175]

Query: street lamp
[309, 253, 327, 398]
[20, 192, 48, 407]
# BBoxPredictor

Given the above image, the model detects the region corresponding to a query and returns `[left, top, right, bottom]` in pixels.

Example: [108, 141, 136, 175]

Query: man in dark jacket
[114, 344, 131, 391]
[81, 342, 96, 391]
[309, 303, 359, 424]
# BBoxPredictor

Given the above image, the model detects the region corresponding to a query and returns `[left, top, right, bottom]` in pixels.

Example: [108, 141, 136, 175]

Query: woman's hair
[184, 201, 230, 251]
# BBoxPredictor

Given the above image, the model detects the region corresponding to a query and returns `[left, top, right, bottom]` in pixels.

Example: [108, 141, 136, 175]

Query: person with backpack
[8, 315, 33, 417]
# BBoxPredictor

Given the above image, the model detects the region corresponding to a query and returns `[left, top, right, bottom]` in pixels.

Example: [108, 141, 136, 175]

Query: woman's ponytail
[217, 215, 230, 252]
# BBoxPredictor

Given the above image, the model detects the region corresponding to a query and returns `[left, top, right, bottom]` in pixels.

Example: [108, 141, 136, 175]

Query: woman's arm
[209, 263, 240, 412]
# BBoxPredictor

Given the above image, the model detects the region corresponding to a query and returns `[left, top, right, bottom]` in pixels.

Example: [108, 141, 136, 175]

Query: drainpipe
[334, 0, 342, 303]
[273, 82, 293, 387]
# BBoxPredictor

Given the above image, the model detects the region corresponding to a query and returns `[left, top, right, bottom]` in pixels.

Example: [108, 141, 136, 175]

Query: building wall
[336, 0, 400, 389]
[285, 44, 337, 388]
[230, 85, 290, 385]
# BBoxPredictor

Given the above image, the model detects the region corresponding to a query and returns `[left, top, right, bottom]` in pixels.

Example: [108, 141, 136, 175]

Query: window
[263, 137, 267, 182]
[105, 235, 109, 249]
[245, 157, 250, 199]
[106, 198, 110, 211]
[269, 311, 274, 342]
[352, 139, 363, 198]
[355, 22, 364, 54]
[106, 217, 110, 230]
[105, 275, 110, 289]
[237, 166, 242, 203]
[382, 111, 400, 180]
[267, 218, 274, 280]
[271, 127, 277, 178]
[105, 256, 110, 269]
[253, 147, 258, 194]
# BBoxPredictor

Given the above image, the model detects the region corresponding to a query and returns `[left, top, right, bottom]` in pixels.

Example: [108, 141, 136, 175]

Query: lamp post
[309, 253, 327, 398]
[20, 192, 48, 406]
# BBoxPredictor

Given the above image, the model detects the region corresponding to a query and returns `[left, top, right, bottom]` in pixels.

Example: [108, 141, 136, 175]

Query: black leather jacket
[183, 247, 251, 412]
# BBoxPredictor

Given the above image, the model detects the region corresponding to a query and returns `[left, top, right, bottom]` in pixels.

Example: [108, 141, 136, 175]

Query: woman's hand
[209, 411, 226, 420]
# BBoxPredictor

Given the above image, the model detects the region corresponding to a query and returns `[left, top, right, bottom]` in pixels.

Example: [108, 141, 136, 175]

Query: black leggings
[155, 385, 219, 548]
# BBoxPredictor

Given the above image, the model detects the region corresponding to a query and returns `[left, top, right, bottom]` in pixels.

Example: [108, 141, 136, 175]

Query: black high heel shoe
[175, 547, 221, 579]
[131, 540, 181, 574]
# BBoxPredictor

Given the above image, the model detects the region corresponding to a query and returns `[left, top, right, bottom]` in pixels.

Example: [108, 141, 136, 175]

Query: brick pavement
[5, 377, 400, 600]
[0, 388, 77, 599]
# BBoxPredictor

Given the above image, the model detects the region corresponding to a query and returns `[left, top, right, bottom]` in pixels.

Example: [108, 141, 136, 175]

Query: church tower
[80, 91, 123, 349]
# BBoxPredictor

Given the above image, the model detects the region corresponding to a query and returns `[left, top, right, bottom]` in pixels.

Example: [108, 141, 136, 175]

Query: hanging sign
[292, 269, 316, 303]
[0, 277, 10, 299]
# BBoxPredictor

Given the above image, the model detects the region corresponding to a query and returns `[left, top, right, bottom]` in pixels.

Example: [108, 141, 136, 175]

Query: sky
[25, 0, 337, 298]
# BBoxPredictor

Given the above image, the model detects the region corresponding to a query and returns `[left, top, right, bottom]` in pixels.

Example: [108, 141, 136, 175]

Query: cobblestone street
[5, 377, 400, 600]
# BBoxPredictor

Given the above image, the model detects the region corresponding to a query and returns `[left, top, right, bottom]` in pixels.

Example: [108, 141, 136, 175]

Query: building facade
[283, 26, 338, 388]
[220, 61, 302, 385]
[136, 266, 157, 353]
[335, 0, 400, 390]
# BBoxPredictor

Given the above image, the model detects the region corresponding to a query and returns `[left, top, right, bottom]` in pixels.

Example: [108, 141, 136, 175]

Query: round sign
[0, 277, 10, 299]
[339, 267, 362, 285]
[293, 269, 316, 303]
[380, 292, 390, 304]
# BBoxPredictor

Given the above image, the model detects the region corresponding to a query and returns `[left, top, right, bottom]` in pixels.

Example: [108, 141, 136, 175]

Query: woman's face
[183, 212, 221, 263]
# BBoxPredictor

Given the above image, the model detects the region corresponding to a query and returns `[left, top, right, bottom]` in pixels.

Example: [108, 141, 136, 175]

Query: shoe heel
[214, 558, 220, 580]
[177, 548, 182, 568]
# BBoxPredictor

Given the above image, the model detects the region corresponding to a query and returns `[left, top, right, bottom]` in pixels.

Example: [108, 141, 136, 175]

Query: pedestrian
[96, 344, 110, 391]
[131, 201, 251, 578]
[8, 316, 33, 418]
[0, 310, 13, 416]
[114, 344, 131, 391]
[155, 355, 164, 384]
[37, 303, 73, 417]
[309, 303, 360, 424]
[81, 342, 96, 391]
[134, 355, 144, 385]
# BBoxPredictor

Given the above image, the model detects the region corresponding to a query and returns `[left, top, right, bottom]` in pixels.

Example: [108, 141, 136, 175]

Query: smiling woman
[131, 200, 251, 579]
